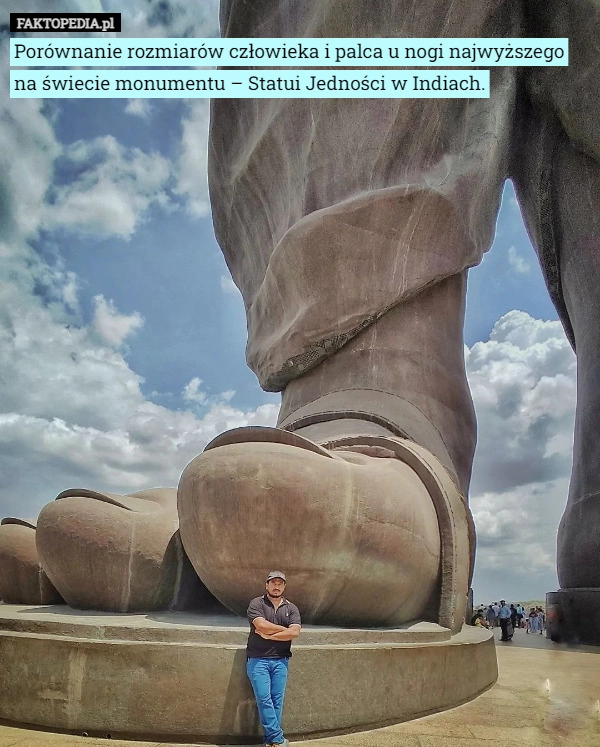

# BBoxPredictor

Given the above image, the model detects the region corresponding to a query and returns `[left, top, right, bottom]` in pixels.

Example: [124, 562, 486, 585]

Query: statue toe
[36, 488, 223, 613]
[0, 518, 63, 605]
[178, 426, 472, 629]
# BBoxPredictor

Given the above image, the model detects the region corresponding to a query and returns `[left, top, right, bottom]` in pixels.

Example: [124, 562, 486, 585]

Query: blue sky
[1, 0, 577, 606]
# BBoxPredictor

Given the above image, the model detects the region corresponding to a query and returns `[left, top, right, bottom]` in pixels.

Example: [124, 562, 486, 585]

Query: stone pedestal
[0, 605, 497, 743]
[546, 589, 600, 645]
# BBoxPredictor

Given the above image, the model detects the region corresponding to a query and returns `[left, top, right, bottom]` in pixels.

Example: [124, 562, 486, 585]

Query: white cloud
[0, 397, 281, 521]
[125, 99, 153, 119]
[0, 254, 278, 520]
[507, 245, 531, 274]
[12, 1, 102, 13]
[220, 274, 240, 295]
[0, 274, 142, 432]
[174, 101, 210, 218]
[0, 86, 60, 244]
[61, 272, 80, 311]
[92, 294, 144, 346]
[182, 377, 208, 405]
[471, 479, 566, 573]
[466, 311, 576, 600]
[182, 379, 250, 410]
[0, 243, 277, 520]
[45, 136, 170, 238]
[1, 45, 170, 245]
[102, 0, 220, 39]
[4, 5, 217, 239]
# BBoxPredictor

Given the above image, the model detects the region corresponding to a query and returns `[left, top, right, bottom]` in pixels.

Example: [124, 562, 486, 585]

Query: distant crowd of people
[471, 602, 546, 641]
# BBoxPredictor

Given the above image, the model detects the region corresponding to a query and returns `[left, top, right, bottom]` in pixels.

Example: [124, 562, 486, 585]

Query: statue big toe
[178, 426, 473, 631]
[178, 276, 476, 631]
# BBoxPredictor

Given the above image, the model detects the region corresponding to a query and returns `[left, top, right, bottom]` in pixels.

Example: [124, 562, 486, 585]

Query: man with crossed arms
[246, 571, 301, 747]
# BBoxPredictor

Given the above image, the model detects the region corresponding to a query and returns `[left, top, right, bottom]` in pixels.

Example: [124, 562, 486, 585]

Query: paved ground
[0, 627, 598, 747]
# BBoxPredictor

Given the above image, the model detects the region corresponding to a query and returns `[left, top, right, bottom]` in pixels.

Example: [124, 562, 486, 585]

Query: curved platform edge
[0, 606, 497, 743]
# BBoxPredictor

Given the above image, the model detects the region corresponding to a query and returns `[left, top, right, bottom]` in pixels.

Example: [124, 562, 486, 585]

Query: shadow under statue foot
[35, 488, 225, 613]
[178, 424, 474, 631]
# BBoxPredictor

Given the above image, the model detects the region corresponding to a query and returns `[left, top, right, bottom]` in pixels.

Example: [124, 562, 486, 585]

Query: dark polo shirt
[246, 594, 301, 659]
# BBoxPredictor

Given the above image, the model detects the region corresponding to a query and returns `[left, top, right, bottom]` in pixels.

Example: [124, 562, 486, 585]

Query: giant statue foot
[35, 488, 225, 613]
[178, 425, 474, 631]
[0, 518, 63, 605]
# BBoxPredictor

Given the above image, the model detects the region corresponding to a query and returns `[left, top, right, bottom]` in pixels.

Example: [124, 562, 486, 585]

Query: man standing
[498, 600, 513, 642]
[516, 604, 524, 628]
[246, 572, 301, 747]
[492, 602, 501, 627]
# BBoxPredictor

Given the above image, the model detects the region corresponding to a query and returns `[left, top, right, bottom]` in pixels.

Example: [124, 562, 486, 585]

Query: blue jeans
[246, 657, 289, 745]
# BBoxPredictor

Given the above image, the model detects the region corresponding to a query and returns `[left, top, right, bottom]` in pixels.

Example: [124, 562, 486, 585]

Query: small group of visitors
[471, 601, 546, 640]
[525, 606, 546, 634]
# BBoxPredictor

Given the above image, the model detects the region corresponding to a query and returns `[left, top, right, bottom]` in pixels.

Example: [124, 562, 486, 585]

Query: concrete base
[546, 589, 600, 645]
[0, 605, 497, 743]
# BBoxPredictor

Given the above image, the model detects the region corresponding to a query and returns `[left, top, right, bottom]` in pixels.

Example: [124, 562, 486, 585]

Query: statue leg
[277, 271, 475, 495]
[512, 0, 600, 642]
[179, 0, 521, 627]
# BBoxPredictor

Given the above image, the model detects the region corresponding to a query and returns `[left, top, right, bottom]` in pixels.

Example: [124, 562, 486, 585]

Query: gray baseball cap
[266, 571, 286, 582]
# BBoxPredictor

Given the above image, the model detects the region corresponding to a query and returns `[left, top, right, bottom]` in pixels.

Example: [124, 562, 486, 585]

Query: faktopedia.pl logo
[10, 13, 121, 33]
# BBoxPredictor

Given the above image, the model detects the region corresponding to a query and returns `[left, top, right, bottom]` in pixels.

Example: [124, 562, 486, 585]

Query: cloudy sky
[2, 0, 577, 606]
